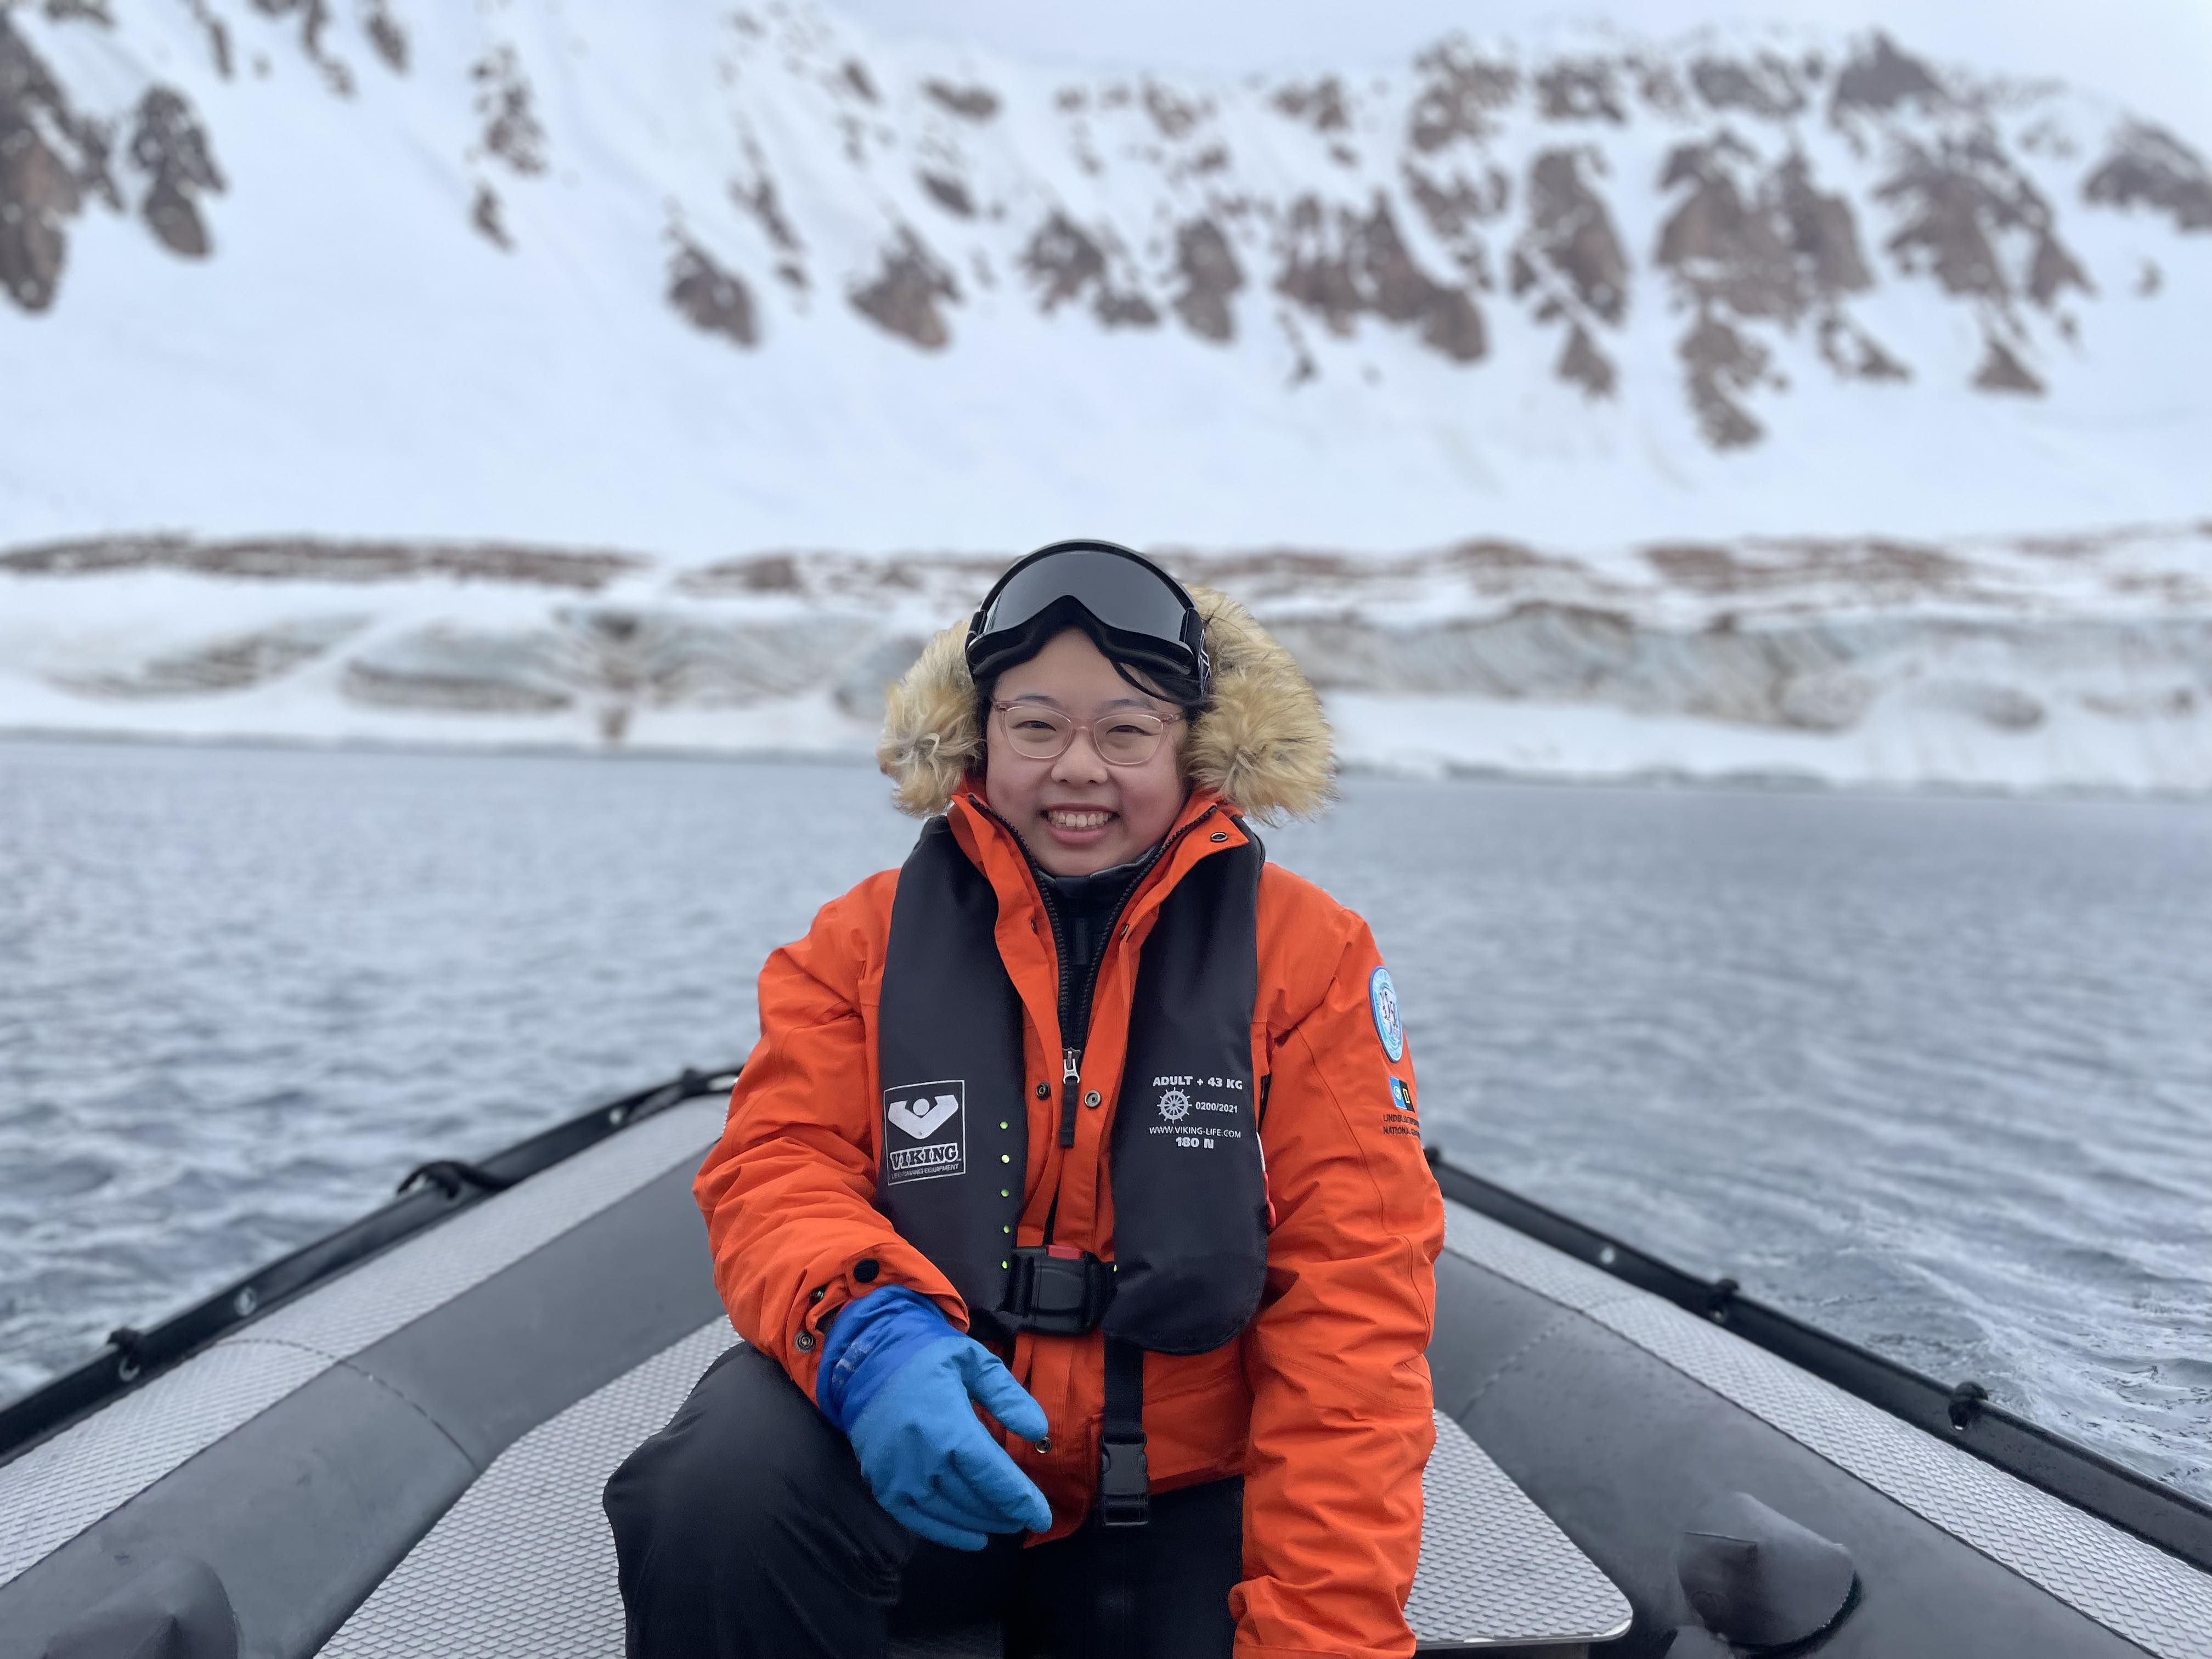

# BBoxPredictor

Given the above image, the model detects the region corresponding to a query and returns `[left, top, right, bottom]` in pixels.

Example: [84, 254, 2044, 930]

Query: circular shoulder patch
[1368, 966, 1404, 1063]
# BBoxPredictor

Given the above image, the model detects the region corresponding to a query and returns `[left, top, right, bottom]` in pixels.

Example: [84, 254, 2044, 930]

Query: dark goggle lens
[979, 549, 1192, 647]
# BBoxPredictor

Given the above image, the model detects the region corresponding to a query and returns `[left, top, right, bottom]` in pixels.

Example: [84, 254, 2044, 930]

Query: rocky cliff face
[8, 5, 2208, 413]
[0, 1, 2208, 555]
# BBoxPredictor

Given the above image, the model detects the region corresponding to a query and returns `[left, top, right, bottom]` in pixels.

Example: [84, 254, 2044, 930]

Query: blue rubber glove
[815, 1286, 1052, 1550]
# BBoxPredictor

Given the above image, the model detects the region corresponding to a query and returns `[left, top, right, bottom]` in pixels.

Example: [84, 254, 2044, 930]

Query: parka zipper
[964, 796, 1226, 1154]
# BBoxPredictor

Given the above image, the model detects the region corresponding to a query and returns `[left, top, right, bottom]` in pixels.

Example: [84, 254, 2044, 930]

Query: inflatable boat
[2, 1068, 2207, 1657]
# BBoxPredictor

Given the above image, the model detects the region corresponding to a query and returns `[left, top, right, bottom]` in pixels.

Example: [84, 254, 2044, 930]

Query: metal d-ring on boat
[1, 1069, 2208, 1658]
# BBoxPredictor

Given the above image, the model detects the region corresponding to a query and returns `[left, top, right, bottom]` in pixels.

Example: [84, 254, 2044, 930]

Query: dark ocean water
[2, 738, 2207, 1499]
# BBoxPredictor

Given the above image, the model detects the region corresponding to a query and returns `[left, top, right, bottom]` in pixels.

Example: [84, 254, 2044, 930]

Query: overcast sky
[826, 1, 2212, 151]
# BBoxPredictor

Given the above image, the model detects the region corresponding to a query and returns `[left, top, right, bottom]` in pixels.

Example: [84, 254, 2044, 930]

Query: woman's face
[983, 628, 1190, 877]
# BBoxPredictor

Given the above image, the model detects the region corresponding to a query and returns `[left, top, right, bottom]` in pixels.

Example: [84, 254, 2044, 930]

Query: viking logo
[1156, 1086, 1192, 1124]
[889, 1094, 961, 1139]
[883, 1079, 966, 1184]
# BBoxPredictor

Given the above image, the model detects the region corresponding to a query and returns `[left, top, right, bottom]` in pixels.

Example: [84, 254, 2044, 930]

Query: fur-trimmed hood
[876, 584, 1334, 823]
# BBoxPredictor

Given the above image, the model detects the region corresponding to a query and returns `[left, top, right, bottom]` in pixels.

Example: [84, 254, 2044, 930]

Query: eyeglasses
[992, 702, 1184, 765]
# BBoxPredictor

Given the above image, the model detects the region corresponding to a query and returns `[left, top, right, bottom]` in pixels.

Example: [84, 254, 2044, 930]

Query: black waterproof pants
[603, 1344, 1240, 1659]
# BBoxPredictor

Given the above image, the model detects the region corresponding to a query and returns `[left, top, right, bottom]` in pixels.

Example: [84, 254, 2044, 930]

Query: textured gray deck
[1441, 1201, 2212, 1659]
[0, 1098, 727, 1595]
[324, 1324, 1629, 1656]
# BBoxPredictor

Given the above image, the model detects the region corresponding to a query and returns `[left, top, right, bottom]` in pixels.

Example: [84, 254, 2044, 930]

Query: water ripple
[2, 742, 2207, 1502]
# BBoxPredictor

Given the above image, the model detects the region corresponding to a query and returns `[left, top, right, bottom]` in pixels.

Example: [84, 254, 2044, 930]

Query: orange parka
[695, 591, 1445, 1659]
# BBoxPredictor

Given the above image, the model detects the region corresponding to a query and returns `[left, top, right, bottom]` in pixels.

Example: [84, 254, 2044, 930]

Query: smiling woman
[602, 541, 1443, 1658]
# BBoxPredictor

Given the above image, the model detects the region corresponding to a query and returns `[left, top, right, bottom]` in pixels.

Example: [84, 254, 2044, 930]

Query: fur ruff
[876, 584, 1335, 823]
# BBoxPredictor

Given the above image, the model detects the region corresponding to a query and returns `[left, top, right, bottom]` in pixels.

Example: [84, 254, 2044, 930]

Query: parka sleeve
[1232, 917, 1445, 1659]
[693, 877, 966, 1398]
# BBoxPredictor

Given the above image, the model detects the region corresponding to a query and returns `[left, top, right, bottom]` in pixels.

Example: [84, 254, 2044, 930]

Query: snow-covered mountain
[3, 0, 2209, 551]
[3, 1, 2209, 790]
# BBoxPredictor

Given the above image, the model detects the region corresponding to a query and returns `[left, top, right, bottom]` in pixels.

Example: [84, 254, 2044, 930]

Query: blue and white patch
[1389, 1076, 1416, 1112]
[1368, 967, 1404, 1063]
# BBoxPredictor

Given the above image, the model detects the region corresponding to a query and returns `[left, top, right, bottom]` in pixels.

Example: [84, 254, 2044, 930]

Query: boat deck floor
[320, 1322, 1630, 1657]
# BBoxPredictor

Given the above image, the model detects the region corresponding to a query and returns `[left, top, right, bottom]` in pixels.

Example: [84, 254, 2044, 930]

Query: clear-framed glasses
[992, 701, 1183, 765]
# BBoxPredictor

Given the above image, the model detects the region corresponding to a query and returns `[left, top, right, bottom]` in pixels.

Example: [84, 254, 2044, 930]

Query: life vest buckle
[1001, 1245, 1117, 1335]
[1097, 1436, 1150, 1527]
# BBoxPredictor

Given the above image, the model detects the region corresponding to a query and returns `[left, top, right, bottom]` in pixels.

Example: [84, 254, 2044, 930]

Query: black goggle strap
[972, 544, 1196, 652]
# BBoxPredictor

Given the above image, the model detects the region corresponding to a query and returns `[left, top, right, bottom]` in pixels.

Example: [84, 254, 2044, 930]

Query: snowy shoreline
[11, 721, 2212, 805]
[6, 528, 2209, 795]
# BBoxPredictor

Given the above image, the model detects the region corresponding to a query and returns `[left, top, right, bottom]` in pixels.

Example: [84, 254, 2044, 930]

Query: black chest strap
[1094, 1335, 1150, 1653]
[1098, 1335, 1148, 1528]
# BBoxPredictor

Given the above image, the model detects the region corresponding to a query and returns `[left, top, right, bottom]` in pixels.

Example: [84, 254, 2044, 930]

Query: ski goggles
[966, 541, 1210, 698]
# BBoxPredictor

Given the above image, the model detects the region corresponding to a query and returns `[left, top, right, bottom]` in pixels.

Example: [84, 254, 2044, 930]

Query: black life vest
[874, 813, 1269, 1357]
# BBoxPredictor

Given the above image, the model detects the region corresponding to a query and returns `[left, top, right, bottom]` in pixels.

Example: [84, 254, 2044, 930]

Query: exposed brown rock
[1972, 335, 2044, 395]
[1556, 323, 1616, 398]
[1634, 59, 1689, 115]
[1818, 314, 1909, 381]
[1657, 140, 1869, 324]
[1521, 148, 1628, 324]
[1171, 218, 1243, 342]
[1272, 76, 1350, 132]
[1408, 40, 1519, 151]
[363, 0, 407, 74]
[1679, 313, 1770, 447]
[471, 183, 510, 249]
[850, 229, 960, 349]
[42, 1, 112, 22]
[1536, 59, 1626, 123]
[0, 13, 107, 311]
[1878, 134, 2087, 310]
[0, 534, 645, 588]
[2027, 234, 2090, 307]
[184, 0, 231, 77]
[1022, 211, 1158, 327]
[1831, 32, 1945, 115]
[1275, 193, 1485, 362]
[1690, 55, 1805, 117]
[668, 238, 757, 347]
[129, 87, 223, 257]
[2083, 122, 2212, 233]
[918, 170, 973, 217]
[1404, 163, 1509, 252]
[1644, 535, 1971, 596]
[249, 0, 349, 96]
[1143, 81, 1206, 140]
[733, 168, 800, 253]
[924, 80, 999, 121]
[841, 60, 877, 103]
[472, 45, 546, 176]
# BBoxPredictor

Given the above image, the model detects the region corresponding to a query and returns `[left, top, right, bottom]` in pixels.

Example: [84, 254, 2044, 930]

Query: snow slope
[2, 1, 2210, 552]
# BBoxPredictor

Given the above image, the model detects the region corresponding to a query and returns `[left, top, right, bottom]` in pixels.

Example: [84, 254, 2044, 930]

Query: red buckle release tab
[1046, 1244, 1083, 1260]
